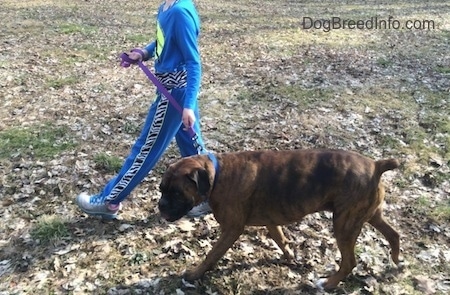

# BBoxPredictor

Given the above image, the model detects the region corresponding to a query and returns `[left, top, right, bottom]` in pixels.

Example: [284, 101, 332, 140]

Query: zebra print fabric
[107, 97, 169, 202]
[155, 70, 187, 89]
[105, 70, 188, 203]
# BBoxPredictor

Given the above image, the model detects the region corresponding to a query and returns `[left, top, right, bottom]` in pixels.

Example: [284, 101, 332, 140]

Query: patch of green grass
[406, 253, 450, 294]
[238, 85, 335, 108]
[154, 276, 183, 294]
[404, 195, 433, 218]
[416, 195, 431, 208]
[411, 90, 450, 161]
[46, 75, 79, 89]
[125, 34, 150, 44]
[433, 205, 450, 221]
[124, 122, 141, 135]
[376, 133, 402, 151]
[94, 153, 123, 173]
[61, 52, 101, 64]
[401, 126, 430, 151]
[341, 276, 369, 294]
[278, 87, 335, 107]
[394, 177, 410, 189]
[355, 88, 417, 114]
[61, 43, 113, 62]
[397, 276, 422, 295]
[411, 196, 450, 221]
[419, 112, 450, 134]
[74, 43, 111, 59]
[0, 124, 77, 159]
[435, 66, 450, 74]
[354, 244, 364, 257]
[8, 73, 28, 87]
[376, 57, 393, 67]
[128, 252, 150, 265]
[431, 200, 450, 221]
[357, 88, 449, 163]
[419, 116, 450, 156]
[59, 23, 97, 35]
[438, 30, 450, 41]
[30, 215, 70, 243]
[433, 171, 449, 186]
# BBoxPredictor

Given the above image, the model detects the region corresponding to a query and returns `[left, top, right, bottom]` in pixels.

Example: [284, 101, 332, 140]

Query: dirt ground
[0, 0, 449, 294]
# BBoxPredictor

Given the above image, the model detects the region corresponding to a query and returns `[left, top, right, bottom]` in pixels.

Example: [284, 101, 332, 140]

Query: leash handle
[120, 50, 204, 153]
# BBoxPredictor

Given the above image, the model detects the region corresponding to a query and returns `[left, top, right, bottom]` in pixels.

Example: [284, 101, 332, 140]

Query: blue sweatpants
[101, 87, 205, 205]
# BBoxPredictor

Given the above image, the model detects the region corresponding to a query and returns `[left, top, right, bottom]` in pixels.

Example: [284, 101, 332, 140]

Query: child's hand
[128, 50, 143, 61]
[182, 108, 196, 130]
[120, 49, 146, 67]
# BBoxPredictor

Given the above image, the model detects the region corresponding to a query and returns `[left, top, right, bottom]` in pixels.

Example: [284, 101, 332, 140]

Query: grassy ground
[0, 0, 449, 294]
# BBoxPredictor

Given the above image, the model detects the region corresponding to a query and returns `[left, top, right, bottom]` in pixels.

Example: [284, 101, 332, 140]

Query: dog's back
[213, 149, 399, 226]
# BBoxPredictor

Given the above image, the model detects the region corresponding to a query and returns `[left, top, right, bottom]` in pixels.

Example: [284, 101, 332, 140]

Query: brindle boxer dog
[158, 149, 400, 290]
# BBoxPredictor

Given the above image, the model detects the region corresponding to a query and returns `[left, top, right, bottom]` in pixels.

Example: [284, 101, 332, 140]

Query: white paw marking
[315, 278, 327, 290]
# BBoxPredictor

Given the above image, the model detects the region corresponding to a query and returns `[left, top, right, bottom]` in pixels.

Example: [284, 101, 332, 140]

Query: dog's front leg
[184, 226, 244, 281]
[267, 225, 294, 262]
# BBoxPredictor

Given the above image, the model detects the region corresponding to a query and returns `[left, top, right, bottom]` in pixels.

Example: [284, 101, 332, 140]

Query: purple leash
[120, 49, 202, 152]
[120, 49, 220, 187]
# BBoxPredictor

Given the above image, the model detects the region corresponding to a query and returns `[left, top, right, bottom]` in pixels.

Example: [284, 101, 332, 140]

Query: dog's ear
[159, 174, 168, 193]
[187, 168, 211, 197]
[159, 164, 174, 192]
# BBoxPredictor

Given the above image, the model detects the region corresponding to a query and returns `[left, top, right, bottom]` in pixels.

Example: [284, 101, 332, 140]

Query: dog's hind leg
[267, 225, 294, 262]
[317, 214, 363, 290]
[184, 226, 244, 281]
[368, 208, 400, 264]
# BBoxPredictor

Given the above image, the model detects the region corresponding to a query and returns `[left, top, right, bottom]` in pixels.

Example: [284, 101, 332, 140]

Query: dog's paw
[282, 255, 300, 267]
[315, 277, 340, 291]
[282, 248, 295, 263]
[183, 269, 203, 282]
[315, 278, 327, 291]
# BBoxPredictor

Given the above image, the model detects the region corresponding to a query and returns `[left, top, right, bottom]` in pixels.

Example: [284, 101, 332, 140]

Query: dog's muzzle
[158, 195, 194, 222]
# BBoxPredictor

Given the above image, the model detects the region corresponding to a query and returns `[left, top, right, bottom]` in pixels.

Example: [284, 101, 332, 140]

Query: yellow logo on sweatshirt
[155, 21, 165, 59]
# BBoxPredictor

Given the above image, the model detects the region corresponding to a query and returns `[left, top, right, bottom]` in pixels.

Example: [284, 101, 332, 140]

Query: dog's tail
[375, 158, 400, 176]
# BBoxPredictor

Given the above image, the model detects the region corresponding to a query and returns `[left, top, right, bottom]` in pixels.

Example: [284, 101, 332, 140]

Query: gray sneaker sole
[76, 198, 118, 220]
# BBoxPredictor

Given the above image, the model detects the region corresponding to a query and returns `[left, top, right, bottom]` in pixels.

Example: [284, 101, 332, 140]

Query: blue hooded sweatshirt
[145, 0, 201, 110]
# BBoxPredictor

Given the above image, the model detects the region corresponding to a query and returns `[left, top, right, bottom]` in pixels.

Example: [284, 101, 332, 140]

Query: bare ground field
[0, 0, 449, 294]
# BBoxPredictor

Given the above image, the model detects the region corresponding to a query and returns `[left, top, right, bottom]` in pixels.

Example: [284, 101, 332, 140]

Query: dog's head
[158, 156, 213, 222]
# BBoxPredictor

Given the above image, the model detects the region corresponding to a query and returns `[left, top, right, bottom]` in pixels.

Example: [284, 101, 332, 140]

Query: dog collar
[207, 152, 220, 188]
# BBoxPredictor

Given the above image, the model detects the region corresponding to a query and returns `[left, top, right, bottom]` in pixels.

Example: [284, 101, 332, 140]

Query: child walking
[76, 0, 211, 219]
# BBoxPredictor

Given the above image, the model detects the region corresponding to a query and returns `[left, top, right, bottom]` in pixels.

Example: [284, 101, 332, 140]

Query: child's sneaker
[187, 201, 212, 217]
[76, 192, 122, 219]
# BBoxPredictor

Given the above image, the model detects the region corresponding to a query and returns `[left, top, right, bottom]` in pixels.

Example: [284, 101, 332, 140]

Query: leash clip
[191, 133, 204, 154]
